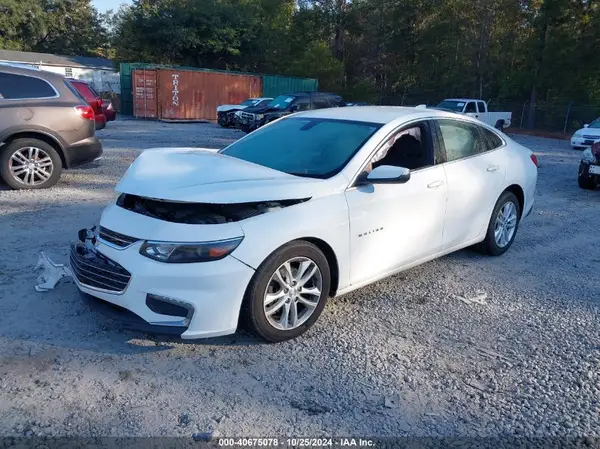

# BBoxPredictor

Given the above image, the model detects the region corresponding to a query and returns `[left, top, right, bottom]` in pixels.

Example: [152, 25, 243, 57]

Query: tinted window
[0, 72, 57, 99]
[480, 127, 504, 151]
[438, 120, 486, 161]
[293, 98, 311, 111]
[477, 101, 486, 113]
[464, 102, 477, 113]
[221, 117, 381, 179]
[312, 98, 330, 109]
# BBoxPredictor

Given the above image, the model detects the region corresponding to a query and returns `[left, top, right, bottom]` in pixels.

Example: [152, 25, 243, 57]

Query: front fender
[233, 194, 351, 291]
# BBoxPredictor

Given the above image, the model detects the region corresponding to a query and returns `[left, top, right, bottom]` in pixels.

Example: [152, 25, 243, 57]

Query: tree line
[1, 0, 599, 128]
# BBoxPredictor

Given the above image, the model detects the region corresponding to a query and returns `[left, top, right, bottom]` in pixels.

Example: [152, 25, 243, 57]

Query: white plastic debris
[34, 251, 73, 292]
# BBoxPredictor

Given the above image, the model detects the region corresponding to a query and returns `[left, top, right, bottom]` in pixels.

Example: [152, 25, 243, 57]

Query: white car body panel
[116, 148, 332, 203]
[571, 125, 600, 149]
[73, 106, 537, 339]
[345, 165, 447, 284]
[441, 145, 508, 249]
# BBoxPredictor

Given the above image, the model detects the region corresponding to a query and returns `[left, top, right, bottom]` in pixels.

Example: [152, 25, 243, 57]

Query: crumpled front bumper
[70, 227, 256, 339]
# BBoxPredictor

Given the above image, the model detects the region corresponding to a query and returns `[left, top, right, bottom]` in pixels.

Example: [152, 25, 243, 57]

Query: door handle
[427, 180, 444, 189]
[486, 165, 500, 172]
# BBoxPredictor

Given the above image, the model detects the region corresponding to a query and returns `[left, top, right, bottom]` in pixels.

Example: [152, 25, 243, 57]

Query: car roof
[295, 106, 460, 125]
[443, 98, 483, 103]
[0, 62, 67, 83]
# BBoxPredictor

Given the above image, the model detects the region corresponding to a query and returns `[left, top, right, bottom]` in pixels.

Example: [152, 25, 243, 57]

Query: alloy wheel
[494, 201, 518, 248]
[263, 257, 323, 331]
[9, 147, 54, 187]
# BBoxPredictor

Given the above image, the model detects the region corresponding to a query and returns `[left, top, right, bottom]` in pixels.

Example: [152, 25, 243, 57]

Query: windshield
[220, 117, 381, 179]
[268, 95, 296, 110]
[588, 118, 600, 129]
[241, 99, 261, 107]
[437, 100, 466, 112]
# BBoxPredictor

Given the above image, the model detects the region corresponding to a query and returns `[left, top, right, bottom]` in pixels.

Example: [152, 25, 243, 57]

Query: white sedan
[571, 118, 600, 150]
[70, 107, 538, 342]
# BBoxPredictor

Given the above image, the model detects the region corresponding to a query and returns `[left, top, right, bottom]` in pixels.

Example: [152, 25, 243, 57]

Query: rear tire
[478, 191, 521, 256]
[0, 138, 62, 190]
[494, 120, 505, 130]
[240, 241, 331, 342]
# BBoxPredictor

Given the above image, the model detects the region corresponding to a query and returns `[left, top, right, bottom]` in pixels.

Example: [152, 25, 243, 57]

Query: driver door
[344, 121, 448, 285]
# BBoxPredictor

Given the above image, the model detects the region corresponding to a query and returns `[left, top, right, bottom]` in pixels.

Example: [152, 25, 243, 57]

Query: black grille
[70, 244, 131, 293]
[98, 226, 138, 248]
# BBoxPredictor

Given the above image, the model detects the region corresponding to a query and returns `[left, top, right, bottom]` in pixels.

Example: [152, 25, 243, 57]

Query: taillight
[76, 105, 95, 121]
[530, 153, 538, 167]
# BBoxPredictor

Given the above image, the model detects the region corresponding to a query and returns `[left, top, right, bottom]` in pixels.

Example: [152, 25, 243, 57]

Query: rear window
[64, 80, 87, 102]
[0, 72, 57, 100]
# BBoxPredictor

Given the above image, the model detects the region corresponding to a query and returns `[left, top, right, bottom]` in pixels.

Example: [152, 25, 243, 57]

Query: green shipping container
[120, 62, 318, 116]
[262, 75, 318, 98]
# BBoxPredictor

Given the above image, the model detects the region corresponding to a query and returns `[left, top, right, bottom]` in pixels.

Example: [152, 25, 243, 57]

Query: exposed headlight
[140, 237, 243, 263]
[234, 111, 242, 118]
[582, 148, 597, 163]
[255, 114, 264, 120]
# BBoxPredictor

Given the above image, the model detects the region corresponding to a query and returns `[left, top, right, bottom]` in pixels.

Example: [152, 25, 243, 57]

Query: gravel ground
[0, 118, 599, 441]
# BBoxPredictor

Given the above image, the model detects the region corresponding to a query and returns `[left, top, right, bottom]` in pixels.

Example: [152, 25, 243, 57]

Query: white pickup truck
[436, 98, 511, 130]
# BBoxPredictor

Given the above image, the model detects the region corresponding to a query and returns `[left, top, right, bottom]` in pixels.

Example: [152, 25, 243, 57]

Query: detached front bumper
[70, 229, 255, 339]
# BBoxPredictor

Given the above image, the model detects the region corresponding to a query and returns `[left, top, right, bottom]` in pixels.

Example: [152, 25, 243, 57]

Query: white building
[0, 50, 120, 94]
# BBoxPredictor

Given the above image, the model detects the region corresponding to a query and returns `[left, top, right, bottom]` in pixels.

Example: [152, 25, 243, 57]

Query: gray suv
[0, 63, 102, 189]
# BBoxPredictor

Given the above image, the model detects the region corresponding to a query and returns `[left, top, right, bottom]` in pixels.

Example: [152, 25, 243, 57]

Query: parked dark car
[0, 63, 102, 189]
[578, 140, 600, 190]
[68, 79, 106, 130]
[235, 92, 345, 133]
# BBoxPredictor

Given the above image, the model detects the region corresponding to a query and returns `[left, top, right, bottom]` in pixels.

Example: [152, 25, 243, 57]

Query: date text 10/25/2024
[217, 438, 376, 447]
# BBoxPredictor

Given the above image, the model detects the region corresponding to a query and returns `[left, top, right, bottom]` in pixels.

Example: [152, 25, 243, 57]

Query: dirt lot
[1, 118, 599, 440]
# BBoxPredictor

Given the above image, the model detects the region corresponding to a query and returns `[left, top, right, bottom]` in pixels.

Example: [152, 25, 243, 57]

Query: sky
[92, 0, 132, 13]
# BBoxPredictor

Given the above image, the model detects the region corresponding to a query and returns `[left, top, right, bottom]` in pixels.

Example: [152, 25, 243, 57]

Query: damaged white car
[67, 107, 538, 342]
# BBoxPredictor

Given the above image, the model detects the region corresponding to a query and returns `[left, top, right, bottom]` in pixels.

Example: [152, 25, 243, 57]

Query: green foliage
[1, 0, 599, 124]
[0, 0, 106, 56]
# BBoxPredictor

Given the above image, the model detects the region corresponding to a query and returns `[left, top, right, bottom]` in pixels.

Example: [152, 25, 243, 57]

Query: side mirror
[584, 124, 589, 128]
[358, 165, 411, 185]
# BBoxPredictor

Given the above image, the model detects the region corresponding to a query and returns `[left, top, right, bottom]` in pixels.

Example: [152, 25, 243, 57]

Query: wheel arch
[1, 131, 67, 168]
[301, 237, 340, 297]
[503, 184, 524, 218]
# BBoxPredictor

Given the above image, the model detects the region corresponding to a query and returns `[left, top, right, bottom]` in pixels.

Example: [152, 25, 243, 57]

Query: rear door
[433, 118, 507, 250]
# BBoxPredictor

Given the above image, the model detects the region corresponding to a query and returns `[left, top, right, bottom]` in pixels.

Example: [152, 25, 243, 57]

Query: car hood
[242, 104, 288, 114]
[115, 148, 330, 203]
[575, 127, 600, 137]
[217, 104, 248, 112]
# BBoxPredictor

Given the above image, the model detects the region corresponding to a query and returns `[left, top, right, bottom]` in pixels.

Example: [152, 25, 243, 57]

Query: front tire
[241, 241, 331, 342]
[478, 191, 521, 256]
[0, 138, 62, 190]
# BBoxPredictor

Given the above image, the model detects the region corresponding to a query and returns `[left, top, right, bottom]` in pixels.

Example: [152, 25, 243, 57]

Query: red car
[67, 79, 106, 130]
[102, 100, 117, 122]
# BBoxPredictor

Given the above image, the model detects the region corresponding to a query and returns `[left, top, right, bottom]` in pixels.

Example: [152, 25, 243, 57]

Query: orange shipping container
[133, 69, 158, 118]
[156, 69, 262, 121]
